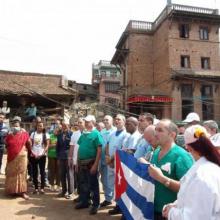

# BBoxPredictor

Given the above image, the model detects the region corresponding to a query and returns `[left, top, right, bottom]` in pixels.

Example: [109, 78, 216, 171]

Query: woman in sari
[5, 119, 31, 200]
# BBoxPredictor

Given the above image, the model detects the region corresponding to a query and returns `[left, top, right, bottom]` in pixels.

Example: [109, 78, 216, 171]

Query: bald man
[149, 119, 193, 220]
[123, 117, 141, 153]
[138, 125, 158, 163]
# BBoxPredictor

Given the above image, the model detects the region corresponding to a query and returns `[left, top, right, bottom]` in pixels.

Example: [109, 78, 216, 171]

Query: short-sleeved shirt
[100, 127, 116, 165]
[70, 130, 82, 164]
[134, 136, 151, 159]
[108, 129, 130, 157]
[30, 131, 50, 156]
[48, 133, 57, 158]
[56, 130, 73, 160]
[123, 130, 142, 150]
[151, 143, 194, 213]
[78, 128, 103, 160]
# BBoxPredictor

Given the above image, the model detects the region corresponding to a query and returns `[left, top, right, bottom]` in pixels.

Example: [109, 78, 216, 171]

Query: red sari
[6, 131, 29, 162]
[5, 131, 30, 194]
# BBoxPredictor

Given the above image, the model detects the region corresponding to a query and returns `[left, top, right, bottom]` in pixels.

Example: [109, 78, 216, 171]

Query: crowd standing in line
[0, 108, 219, 220]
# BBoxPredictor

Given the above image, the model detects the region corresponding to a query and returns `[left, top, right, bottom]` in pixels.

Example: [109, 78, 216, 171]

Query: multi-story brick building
[92, 60, 122, 108]
[111, 3, 220, 121]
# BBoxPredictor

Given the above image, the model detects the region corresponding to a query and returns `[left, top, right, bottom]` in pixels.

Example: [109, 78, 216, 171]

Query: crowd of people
[0, 110, 220, 220]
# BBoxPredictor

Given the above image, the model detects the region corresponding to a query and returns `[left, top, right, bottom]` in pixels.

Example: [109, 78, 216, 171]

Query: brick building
[92, 60, 121, 108]
[111, 3, 220, 121]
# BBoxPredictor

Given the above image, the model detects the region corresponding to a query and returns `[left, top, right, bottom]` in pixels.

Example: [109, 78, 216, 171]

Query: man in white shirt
[1, 101, 10, 117]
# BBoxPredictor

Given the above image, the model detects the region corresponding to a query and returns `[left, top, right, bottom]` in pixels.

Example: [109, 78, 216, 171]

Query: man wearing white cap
[182, 112, 200, 126]
[75, 115, 103, 215]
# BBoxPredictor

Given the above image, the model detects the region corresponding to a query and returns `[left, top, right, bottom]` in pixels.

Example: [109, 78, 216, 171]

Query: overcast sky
[0, 0, 218, 83]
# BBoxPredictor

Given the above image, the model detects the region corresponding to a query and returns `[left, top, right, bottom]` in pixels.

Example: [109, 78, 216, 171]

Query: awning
[127, 96, 174, 103]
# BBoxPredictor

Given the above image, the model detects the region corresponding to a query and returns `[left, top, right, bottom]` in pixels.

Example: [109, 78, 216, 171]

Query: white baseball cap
[84, 115, 96, 122]
[184, 125, 208, 145]
[183, 112, 200, 123]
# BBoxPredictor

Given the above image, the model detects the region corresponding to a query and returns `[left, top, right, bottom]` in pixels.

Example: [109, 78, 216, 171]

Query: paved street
[0, 155, 120, 220]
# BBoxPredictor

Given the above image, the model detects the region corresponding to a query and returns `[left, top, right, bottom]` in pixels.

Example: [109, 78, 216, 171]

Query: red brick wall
[126, 33, 153, 97]
[169, 21, 220, 70]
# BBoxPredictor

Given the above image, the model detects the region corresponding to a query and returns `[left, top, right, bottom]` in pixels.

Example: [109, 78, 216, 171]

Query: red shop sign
[127, 96, 174, 103]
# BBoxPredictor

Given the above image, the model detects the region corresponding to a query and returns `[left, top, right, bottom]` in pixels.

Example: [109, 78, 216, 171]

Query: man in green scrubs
[149, 119, 193, 220]
[75, 115, 103, 215]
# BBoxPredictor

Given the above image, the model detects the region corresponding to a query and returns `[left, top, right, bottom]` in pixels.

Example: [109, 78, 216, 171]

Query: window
[201, 85, 213, 120]
[179, 24, 189, 38]
[181, 84, 193, 98]
[201, 57, 210, 69]
[181, 56, 190, 68]
[201, 85, 213, 98]
[105, 82, 120, 93]
[199, 27, 209, 40]
[105, 97, 119, 106]
[100, 71, 106, 77]
[202, 101, 214, 120]
[110, 71, 117, 77]
[182, 100, 194, 120]
[181, 84, 194, 119]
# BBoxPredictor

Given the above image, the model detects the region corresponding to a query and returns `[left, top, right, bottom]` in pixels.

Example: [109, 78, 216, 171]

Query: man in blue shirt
[56, 121, 73, 199]
[100, 115, 116, 207]
[134, 112, 154, 159]
[25, 103, 37, 122]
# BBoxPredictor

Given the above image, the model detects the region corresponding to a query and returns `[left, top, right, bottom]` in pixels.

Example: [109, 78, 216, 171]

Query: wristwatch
[164, 179, 171, 187]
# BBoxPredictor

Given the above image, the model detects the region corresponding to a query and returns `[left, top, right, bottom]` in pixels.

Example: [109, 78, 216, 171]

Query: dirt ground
[0, 155, 121, 220]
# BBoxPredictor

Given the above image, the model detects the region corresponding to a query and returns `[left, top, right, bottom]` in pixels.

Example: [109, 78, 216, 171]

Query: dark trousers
[27, 153, 33, 179]
[79, 165, 100, 207]
[59, 159, 72, 195]
[48, 157, 60, 186]
[0, 148, 4, 170]
[154, 212, 166, 220]
[31, 156, 46, 189]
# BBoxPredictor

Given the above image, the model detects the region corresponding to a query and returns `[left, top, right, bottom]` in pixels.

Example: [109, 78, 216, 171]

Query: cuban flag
[115, 150, 155, 220]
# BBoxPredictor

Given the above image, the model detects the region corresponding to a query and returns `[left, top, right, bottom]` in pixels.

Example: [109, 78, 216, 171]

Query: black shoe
[100, 200, 112, 207]
[75, 202, 89, 209]
[108, 206, 122, 215]
[89, 206, 98, 215]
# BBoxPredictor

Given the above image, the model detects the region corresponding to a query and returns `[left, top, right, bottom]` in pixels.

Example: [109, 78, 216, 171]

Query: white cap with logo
[184, 125, 208, 145]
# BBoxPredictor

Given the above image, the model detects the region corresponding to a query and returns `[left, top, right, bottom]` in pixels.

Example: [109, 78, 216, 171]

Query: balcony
[100, 74, 121, 83]
[171, 4, 218, 15]
[92, 74, 122, 84]
[126, 20, 153, 32]
[126, 4, 219, 34]
[171, 68, 220, 80]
